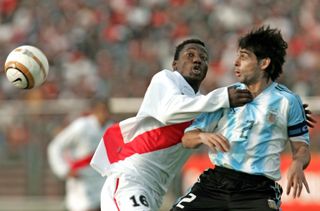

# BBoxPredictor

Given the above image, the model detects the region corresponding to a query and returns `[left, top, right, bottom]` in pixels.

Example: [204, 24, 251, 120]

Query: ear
[259, 57, 271, 71]
[172, 61, 177, 70]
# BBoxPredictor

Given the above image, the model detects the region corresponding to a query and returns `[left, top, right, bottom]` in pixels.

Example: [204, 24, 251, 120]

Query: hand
[303, 104, 317, 128]
[198, 132, 230, 153]
[286, 160, 310, 198]
[228, 86, 253, 107]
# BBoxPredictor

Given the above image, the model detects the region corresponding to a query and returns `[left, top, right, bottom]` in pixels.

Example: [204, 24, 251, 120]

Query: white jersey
[91, 69, 229, 205]
[48, 115, 111, 211]
[186, 82, 310, 180]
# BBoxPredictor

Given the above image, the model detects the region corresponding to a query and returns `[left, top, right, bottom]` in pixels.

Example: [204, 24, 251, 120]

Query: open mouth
[192, 65, 201, 74]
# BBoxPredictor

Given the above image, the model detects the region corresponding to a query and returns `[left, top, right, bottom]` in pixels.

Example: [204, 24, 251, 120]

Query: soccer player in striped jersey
[171, 26, 312, 211]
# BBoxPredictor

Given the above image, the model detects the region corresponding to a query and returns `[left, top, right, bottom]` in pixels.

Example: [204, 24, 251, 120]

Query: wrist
[292, 159, 304, 169]
[198, 132, 207, 145]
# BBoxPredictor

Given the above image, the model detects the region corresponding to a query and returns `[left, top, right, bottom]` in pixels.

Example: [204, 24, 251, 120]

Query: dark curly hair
[238, 25, 288, 81]
[174, 39, 207, 60]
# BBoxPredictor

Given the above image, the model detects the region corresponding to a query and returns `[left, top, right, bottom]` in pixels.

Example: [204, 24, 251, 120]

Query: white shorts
[101, 173, 163, 211]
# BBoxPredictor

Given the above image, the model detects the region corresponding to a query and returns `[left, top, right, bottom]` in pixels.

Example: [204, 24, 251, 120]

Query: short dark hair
[238, 25, 288, 81]
[89, 98, 110, 110]
[174, 39, 206, 60]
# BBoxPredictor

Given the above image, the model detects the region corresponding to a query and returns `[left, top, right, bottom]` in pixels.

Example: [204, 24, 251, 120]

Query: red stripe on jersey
[70, 154, 93, 172]
[114, 178, 120, 211]
[103, 121, 192, 163]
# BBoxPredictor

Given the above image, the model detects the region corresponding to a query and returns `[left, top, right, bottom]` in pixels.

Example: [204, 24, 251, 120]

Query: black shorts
[171, 166, 282, 211]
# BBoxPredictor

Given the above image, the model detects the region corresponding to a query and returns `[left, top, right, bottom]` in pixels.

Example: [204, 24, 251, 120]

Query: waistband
[214, 166, 275, 184]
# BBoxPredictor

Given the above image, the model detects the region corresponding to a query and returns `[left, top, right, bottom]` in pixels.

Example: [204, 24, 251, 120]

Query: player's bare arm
[228, 86, 253, 107]
[303, 104, 317, 128]
[182, 129, 230, 153]
[286, 141, 311, 198]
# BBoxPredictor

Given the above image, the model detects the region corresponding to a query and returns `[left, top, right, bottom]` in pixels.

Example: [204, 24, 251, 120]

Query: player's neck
[185, 78, 200, 93]
[247, 80, 273, 98]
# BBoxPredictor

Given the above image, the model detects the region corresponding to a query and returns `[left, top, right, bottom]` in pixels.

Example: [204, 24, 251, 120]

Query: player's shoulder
[274, 83, 294, 97]
[152, 69, 174, 79]
[70, 115, 92, 129]
[150, 69, 178, 86]
[273, 83, 302, 103]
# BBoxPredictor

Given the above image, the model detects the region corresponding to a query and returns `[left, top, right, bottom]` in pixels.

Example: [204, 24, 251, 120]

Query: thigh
[100, 175, 120, 211]
[116, 186, 155, 211]
[230, 182, 282, 211]
[171, 181, 228, 211]
[101, 174, 158, 211]
[230, 198, 280, 211]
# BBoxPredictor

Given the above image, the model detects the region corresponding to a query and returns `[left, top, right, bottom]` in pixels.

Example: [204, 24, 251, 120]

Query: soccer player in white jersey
[171, 26, 312, 211]
[48, 99, 113, 211]
[90, 39, 255, 211]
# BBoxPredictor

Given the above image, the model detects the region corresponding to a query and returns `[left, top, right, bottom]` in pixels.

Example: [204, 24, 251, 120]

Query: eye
[187, 52, 194, 58]
[200, 54, 208, 62]
[240, 53, 247, 60]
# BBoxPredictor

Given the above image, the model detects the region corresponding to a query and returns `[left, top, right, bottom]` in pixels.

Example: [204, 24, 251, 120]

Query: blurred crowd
[0, 0, 320, 100]
[0, 1, 319, 206]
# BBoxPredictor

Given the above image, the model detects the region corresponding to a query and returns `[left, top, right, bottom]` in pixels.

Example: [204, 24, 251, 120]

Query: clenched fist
[228, 86, 253, 107]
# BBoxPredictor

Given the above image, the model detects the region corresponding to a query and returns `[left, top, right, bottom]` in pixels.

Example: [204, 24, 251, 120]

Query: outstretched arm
[286, 141, 311, 198]
[157, 87, 252, 124]
[139, 71, 253, 124]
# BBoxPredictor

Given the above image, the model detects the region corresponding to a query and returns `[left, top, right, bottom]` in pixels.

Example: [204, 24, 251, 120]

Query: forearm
[291, 142, 311, 170]
[47, 142, 70, 178]
[47, 129, 76, 178]
[286, 141, 311, 198]
[159, 87, 228, 124]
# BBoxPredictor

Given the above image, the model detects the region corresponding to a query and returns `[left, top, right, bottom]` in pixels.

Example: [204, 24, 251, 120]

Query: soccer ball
[4, 45, 49, 89]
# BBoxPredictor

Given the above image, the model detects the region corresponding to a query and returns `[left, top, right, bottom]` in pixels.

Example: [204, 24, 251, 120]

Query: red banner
[181, 153, 320, 211]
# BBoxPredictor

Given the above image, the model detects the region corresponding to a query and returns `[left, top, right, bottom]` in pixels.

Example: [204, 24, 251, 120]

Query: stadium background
[0, 0, 319, 210]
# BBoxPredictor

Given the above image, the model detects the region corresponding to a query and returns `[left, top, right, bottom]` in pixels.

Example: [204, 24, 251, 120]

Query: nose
[234, 57, 240, 66]
[193, 54, 202, 64]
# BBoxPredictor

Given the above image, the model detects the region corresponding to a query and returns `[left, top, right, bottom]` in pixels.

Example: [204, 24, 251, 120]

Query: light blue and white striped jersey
[186, 82, 310, 181]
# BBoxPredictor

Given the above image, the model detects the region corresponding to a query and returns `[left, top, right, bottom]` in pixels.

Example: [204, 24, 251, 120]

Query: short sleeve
[185, 109, 223, 133]
[287, 95, 310, 144]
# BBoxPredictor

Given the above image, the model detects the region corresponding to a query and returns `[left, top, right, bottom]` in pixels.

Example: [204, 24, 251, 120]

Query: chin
[238, 78, 245, 83]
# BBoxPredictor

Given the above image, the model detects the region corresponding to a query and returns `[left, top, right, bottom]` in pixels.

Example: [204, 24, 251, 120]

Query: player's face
[172, 43, 208, 84]
[234, 48, 264, 85]
[94, 103, 110, 126]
